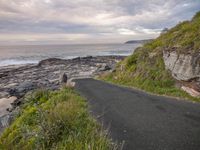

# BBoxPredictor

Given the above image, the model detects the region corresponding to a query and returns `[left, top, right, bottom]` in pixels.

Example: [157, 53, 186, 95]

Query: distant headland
[125, 39, 153, 44]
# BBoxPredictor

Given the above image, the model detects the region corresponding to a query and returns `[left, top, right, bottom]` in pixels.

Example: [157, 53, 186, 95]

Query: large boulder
[98, 64, 112, 72]
[163, 50, 200, 81]
[163, 50, 200, 96]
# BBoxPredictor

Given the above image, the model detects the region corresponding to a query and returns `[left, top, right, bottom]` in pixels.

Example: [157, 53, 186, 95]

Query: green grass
[0, 88, 116, 150]
[146, 11, 200, 53]
[101, 71, 200, 102]
[100, 11, 200, 102]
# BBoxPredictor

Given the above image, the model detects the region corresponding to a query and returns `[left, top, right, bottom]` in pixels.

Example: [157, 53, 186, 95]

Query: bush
[0, 88, 116, 150]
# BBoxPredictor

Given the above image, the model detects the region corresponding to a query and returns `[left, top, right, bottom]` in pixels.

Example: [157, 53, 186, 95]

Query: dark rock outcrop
[0, 56, 125, 100]
[9, 82, 36, 98]
[0, 56, 125, 133]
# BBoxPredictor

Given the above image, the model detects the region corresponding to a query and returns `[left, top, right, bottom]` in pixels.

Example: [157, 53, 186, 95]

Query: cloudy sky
[0, 0, 200, 45]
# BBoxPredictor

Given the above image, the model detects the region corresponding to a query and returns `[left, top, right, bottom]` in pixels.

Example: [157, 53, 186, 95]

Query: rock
[0, 114, 11, 133]
[82, 56, 93, 60]
[9, 82, 36, 98]
[60, 73, 68, 84]
[163, 50, 200, 96]
[99, 64, 111, 71]
[112, 69, 116, 73]
[0, 92, 9, 98]
[104, 65, 111, 71]
[38, 58, 65, 66]
[163, 50, 200, 81]
[0, 56, 124, 98]
[10, 99, 22, 108]
[149, 52, 157, 58]
[0, 56, 125, 133]
[181, 86, 200, 97]
[18, 82, 35, 93]
[66, 79, 76, 87]
[72, 57, 81, 61]
[0, 96, 17, 117]
[0, 72, 8, 78]
[5, 83, 18, 89]
[0, 56, 124, 100]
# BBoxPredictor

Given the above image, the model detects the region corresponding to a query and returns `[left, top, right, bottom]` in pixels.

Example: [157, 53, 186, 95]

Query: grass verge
[99, 47, 200, 102]
[100, 72, 200, 102]
[0, 88, 116, 150]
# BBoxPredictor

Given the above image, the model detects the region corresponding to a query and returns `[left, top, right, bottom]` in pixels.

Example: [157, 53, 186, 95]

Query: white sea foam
[0, 43, 140, 67]
[0, 59, 39, 67]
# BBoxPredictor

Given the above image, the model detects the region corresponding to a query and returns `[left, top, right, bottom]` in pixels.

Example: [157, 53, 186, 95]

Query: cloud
[0, 0, 199, 44]
[118, 28, 136, 35]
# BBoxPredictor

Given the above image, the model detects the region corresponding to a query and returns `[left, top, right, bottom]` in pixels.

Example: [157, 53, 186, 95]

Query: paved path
[74, 78, 200, 150]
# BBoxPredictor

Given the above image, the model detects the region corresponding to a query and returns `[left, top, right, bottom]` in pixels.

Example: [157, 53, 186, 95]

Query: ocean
[0, 43, 141, 67]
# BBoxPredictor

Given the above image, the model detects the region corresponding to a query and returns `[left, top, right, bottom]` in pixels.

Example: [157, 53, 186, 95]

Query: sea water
[0, 43, 141, 66]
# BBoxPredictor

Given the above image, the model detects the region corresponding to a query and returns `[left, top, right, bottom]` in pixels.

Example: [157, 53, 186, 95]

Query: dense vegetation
[0, 88, 115, 150]
[101, 11, 200, 102]
[144, 11, 200, 53]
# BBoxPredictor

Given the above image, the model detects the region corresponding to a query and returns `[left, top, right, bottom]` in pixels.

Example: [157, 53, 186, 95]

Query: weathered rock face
[163, 51, 200, 81]
[163, 50, 200, 97]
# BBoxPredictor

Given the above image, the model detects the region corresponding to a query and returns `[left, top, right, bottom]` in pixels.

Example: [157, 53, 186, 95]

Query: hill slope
[102, 11, 200, 101]
[0, 88, 114, 149]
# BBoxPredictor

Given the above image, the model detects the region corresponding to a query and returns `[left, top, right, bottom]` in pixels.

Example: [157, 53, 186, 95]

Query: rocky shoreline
[0, 55, 125, 132]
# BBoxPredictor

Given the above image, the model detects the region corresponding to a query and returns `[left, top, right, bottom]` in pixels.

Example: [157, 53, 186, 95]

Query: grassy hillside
[142, 11, 200, 53]
[101, 11, 200, 102]
[0, 88, 115, 150]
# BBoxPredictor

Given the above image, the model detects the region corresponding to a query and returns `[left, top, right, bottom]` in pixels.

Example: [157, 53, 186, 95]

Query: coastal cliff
[103, 11, 200, 100]
[163, 50, 200, 97]
[163, 51, 200, 81]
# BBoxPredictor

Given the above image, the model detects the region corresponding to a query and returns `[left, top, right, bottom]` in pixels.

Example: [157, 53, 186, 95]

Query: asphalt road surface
[74, 78, 200, 150]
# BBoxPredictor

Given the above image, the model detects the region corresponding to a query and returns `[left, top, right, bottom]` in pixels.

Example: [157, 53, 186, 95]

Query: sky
[0, 0, 200, 45]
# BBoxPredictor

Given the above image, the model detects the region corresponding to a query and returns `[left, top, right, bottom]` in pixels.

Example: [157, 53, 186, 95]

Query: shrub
[0, 88, 116, 150]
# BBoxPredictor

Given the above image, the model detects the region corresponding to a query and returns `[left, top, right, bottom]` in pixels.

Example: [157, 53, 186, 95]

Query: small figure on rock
[60, 73, 68, 84]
